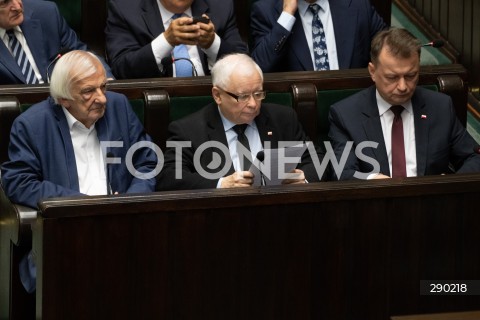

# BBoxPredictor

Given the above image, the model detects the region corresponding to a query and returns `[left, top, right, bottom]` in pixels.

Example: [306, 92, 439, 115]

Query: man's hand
[220, 171, 254, 188]
[196, 15, 215, 49]
[164, 16, 201, 46]
[283, 0, 298, 15]
[281, 169, 306, 185]
[164, 15, 215, 48]
[372, 173, 391, 179]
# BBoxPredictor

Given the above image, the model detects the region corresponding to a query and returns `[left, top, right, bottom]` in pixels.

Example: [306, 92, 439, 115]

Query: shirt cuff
[201, 34, 221, 70]
[278, 11, 296, 32]
[152, 33, 174, 72]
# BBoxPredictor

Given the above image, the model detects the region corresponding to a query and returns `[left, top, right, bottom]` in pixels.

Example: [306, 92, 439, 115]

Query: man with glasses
[156, 53, 326, 191]
[1, 50, 158, 293]
[0, 0, 113, 85]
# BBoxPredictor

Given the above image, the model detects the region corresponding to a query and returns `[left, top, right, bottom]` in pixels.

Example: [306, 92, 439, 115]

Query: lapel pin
[421, 115, 427, 119]
[267, 131, 273, 136]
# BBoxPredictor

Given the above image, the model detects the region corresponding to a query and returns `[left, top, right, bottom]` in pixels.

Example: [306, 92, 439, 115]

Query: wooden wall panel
[404, 0, 480, 86]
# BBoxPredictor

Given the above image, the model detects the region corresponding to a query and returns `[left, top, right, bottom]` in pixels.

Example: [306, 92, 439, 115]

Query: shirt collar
[0, 25, 22, 40]
[217, 106, 257, 132]
[375, 89, 413, 116]
[298, 0, 329, 17]
[156, 0, 193, 24]
[61, 106, 95, 132]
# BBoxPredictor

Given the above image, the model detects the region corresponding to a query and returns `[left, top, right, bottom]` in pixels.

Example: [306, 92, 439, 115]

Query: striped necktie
[171, 14, 193, 77]
[6, 30, 38, 84]
[308, 4, 330, 71]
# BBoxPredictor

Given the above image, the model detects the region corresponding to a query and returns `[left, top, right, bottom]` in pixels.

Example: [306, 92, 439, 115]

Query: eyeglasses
[220, 88, 266, 103]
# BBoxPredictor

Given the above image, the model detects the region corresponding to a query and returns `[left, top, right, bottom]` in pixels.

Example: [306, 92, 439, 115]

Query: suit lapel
[291, 9, 314, 71]
[362, 87, 390, 175]
[53, 102, 80, 191]
[255, 109, 276, 149]
[0, 41, 24, 82]
[141, 0, 165, 37]
[205, 104, 235, 175]
[21, 16, 48, 81]
[411, 91, 428, 176]
[329, 0, 356, 69]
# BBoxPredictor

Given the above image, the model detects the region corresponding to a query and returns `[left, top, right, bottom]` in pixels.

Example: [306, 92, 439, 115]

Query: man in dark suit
[328, 28, 480, 180]
[250, 0, 387, 73]
[156, 53, 327, 191]
[105, 0, 248, 79]
[0, 0, 112, 85]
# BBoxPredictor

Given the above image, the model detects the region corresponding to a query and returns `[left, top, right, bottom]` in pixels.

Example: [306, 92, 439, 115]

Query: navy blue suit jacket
[250, 0, 387, 72]
[156, 102, 327, 191]
[1, 92, 158, 209]
[328, 86, 480, 180]
[105, 0, 248, 79]
[0, 0, 112, 84]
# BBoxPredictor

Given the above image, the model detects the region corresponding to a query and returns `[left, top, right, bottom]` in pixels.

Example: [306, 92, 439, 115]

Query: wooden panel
[392, 310, 480, 320]
[34, 174, 480, 319]
[404, 0, 480, 86]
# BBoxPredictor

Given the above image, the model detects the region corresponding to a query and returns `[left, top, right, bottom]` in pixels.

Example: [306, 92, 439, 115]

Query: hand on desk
[220, 171, 254, 188]
[282, 169, 306, 184]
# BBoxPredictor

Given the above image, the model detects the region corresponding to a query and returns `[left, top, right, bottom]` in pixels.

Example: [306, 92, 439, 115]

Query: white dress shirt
[376, 91, 417, 177]
[63, 108, 108, 195]
[216, 107, 262, 187]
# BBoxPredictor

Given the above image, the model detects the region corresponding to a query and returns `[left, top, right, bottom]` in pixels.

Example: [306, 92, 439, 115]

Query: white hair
[211, 53, 263, 89]
[50, 50, 106, 104]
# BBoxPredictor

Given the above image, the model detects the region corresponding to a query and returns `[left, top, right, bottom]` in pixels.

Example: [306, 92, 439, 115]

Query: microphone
[106, 152, 114, 195]
[256, 150, 266, 186]
[161, 55, 198, 77]
[422, 39, 444, 48]
[46, 48, 71, 83]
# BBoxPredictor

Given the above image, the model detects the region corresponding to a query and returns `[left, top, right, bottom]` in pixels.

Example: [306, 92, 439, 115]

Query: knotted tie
[233, 124, 252, 171]
[308, 4, 329, 71]
[6, 30, 38, 84]
[390, 105, 407, 178]
[171, 13, 193, 77]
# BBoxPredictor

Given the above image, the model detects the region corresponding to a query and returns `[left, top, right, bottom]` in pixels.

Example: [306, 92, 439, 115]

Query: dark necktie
[171, 14, 193, 77]
[233, 124, 252, 171]
[308, 4, 329, 71]
[6, 30, 38, 84]
[390, 105, 407, 178]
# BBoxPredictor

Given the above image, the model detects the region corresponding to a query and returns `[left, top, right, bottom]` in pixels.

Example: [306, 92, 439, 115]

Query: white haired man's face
[59, 61, 108, 129]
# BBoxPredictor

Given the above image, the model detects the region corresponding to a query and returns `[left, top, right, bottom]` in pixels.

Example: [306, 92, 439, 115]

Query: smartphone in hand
[191, 16, 210, 24]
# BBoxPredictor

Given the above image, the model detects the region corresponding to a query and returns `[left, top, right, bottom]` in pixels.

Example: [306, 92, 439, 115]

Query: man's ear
[212, 87, 222, 104]
[58, 98, 70, 109]
[368, 62, 376, 82]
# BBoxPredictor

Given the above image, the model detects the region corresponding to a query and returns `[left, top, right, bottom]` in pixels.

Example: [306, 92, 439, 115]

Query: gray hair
[50, 50, 106, 104]
[211, 53, 263, 89]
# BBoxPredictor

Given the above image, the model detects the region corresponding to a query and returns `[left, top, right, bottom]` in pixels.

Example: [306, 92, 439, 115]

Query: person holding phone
[105, 0, 248, 79]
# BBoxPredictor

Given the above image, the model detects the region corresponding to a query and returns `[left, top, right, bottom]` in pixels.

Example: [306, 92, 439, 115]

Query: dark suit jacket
[1, 92, 158, 209]
[156, 103, 327, 191]
[328, 86, 480, 180]
[0, 0, 112, 84]
[250, 0, 387, 72]
[105, 0, 248, 79]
